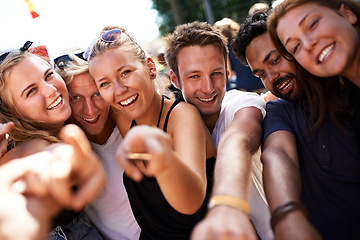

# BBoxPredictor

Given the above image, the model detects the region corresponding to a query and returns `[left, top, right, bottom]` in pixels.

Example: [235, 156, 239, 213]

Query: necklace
[130, 95, 165, 128]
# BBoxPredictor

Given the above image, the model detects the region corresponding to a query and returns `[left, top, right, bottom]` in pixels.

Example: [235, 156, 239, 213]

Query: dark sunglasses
[53, 51, 85, 70]
[83, 29, 123, 60]
[0, 41, 33, 64]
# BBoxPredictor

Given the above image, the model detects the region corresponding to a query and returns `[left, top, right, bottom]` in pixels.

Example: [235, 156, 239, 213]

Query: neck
[133, 93, 163, 127]
[202, 112, 219, 133]
[88, 118, 116, 145]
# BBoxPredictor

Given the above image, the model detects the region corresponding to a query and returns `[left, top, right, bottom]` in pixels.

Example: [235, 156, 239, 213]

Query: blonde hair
[87, 25, 162, 93]
[0, 51, 61, 144]
[56, 53, 89, 85]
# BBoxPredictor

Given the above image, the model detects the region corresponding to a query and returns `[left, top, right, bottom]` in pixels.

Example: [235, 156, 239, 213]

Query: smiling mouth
[120, 94, 138, 106]
[318, 43, 335, 63]
[47, 96, 63, 110]
[278, 79, 292, 92]
[198, 95, 215, 102]
[81, 114, 100, 124]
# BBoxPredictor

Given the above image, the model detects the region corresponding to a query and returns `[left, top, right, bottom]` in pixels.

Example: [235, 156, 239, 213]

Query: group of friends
[0, 0, 359, 239]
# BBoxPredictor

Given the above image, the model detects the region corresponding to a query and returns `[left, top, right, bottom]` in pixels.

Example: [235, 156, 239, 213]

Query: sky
[0, 0, 161, 60]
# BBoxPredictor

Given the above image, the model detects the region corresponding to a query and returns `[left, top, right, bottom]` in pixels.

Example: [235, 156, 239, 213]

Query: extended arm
[191, 107, 263, 240]
[262, 130, 321, 240]
[116, 103, 208, 214]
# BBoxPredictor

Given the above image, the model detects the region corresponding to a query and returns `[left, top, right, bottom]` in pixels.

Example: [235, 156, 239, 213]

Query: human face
[89, 49, 155, 121]
[277, 3, 359, 78]
[7, 56, 71, 128]
[246, 33, 298, 101]
[67, 72, 113, 143]
[174, 45, 227, 120]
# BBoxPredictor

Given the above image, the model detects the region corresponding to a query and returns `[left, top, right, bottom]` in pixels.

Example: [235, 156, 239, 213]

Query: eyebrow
[251, 49, 277, 75]
[95, 66, 126, 83]
[263, 50, 276, 63]
[21, 68, 52, 97]
[284, 12, 310, 47]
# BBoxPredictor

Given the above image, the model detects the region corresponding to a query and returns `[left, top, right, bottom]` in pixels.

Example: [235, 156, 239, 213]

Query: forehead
[246, 33, 276, 67]
[7, 57, 49, 90]
[277, 3, 322, 41]
[67, 73, 97, 95]
[177, 45, 225, 74]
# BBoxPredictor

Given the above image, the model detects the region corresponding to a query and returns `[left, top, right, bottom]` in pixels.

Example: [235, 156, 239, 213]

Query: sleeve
[262, 99, 295, 143]
[226, 90, 266, 120]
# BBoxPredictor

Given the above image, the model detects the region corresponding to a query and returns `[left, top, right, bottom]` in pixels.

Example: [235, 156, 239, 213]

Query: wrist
[208, 195, 250, 215]
[270, 201, 309, 231]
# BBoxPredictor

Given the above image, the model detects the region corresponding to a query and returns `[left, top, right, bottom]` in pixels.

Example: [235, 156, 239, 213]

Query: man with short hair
[164, 21, 273, 240]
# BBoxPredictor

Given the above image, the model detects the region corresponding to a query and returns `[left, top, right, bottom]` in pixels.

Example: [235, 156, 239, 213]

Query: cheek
[98, 89, 114, 104]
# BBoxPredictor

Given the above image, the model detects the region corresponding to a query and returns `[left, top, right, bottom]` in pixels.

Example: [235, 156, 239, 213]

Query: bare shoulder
[171, 101, 201, 117]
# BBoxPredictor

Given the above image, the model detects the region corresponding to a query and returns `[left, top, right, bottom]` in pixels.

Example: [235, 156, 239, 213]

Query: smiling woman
[268, 0, 360, 87]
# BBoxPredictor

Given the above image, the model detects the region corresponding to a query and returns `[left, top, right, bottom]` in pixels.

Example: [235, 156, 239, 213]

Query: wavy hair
[0, 51, 61, 145]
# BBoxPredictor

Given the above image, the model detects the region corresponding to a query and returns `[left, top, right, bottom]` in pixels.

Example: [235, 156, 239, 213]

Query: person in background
[214, 17, 265, 92]
[248, 2, 270, 16]
[55, 51, 141, 239]
[234, 11, 360, 239]
[164, 21, 273, 240]
[87, 25, 216, 240]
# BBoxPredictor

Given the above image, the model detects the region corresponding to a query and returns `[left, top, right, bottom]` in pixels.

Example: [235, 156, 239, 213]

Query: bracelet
[208, 195, 250, 215]
[270, 201, 309, 231]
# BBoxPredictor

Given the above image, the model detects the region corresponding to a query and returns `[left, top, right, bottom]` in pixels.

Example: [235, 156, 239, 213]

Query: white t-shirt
[212, 89, 274, 240]
[85, 127, 140, 240]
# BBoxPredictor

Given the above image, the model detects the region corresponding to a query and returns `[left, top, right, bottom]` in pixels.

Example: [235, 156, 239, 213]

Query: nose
[42, 82, 57, 98]
[303, 36, 318, 51]
[114, 81, 127, 96]
[201, 76, 215, 94]
[83, 98, 97, 115]
[265, 71, 280, 84]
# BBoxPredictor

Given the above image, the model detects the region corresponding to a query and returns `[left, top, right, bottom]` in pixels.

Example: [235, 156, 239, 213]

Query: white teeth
[318, 44, 334, 63]
[82, 115, 99, 123]
[279, 80, 290, 91]
[198, 96, 214, 102]
[120, 95, 137, 106]
[47, 96, 62, 110]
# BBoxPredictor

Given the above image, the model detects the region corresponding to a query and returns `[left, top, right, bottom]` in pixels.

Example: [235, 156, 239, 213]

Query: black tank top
[123, 97, 216, 240]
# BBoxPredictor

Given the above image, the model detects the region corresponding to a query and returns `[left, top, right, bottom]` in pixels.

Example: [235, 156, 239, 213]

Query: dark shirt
[263, 99, 360, 240]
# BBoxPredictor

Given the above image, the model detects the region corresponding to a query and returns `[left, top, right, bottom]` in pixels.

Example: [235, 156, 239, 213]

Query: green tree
[152, 0, 272, 35]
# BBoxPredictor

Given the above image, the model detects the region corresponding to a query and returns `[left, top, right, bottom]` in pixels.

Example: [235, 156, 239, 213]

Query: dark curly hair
[231, 11, 269, 66]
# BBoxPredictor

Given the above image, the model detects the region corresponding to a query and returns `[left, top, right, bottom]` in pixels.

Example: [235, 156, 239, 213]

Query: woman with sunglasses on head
[268, 0, 360, 87]
[0, 42, 106, 239]
[87, 26, 217, 240]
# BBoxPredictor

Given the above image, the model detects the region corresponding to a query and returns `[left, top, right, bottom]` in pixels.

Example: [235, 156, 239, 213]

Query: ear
[170, 70, 180, 89]
[340, 4, 358, 25]
[147, 57, 157, 79]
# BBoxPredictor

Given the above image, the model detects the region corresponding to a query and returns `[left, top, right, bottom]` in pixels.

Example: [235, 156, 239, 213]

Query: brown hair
[268, 0, 360, 60]
[164, 21, 229, 85]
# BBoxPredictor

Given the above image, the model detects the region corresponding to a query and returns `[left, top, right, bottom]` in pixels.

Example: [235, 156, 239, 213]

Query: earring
[151, 73, 156, 79]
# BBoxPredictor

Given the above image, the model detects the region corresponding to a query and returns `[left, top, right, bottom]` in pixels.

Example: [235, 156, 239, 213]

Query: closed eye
[26, 88, 37, 97]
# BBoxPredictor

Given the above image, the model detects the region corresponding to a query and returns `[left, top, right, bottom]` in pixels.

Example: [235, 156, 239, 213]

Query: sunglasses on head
[53, 52, 85, 70]
[83, 29, 123, 60]
[0, 41, 33, 64]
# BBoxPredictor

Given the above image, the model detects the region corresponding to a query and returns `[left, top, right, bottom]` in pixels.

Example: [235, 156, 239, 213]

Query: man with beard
[228, 11, 359, 240]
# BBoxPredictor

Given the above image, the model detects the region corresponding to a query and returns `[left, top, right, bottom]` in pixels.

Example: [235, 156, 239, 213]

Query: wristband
[270, 201, 309, 230]
[208, 195, 250, 215]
